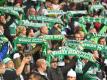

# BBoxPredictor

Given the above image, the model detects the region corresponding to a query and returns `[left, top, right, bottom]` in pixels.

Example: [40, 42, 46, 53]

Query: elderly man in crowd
[33, 58, 49, 80]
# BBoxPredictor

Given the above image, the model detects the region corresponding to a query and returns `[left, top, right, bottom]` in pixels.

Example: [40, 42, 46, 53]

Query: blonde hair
[78, 31, 85, 36]
[16, 26, 26, 36]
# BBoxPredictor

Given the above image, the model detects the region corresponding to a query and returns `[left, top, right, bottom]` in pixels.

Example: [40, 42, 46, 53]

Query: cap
[3, 57, 12, 64]
[38, 0, 46, 2]
[67, 69, 76, 77]
[74, 21, 79, 27]
[32, 0, 46, 2]
[31, 0, 37, 1]
[13, 53, 20, 59]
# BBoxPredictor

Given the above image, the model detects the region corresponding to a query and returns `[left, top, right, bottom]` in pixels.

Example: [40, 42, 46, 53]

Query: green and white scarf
[0, 7, 19, 18]
[15, 20, 48, 28]
[0, 7, 24, 12]
[48, 46, 96, 62]
[13, 37, 48, 56]
[79, 16, 107, 25]
[44, 10, 66, 15]
[43, 35, 64, 40]
[29, 15, 63, 24]
[65, 40, 107, 52]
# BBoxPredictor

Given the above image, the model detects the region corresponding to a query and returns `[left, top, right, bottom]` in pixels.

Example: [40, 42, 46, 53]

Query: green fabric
[79, 16, 107, 25]
[44, 10, 65, 15]
[75, 59, 85, 73]
[13, 37, 48, 56]
[48, 47, 96, 62]
[28, 15, 63, 24]
[42, 42, 48, 56]
[0, 45, 2, 50]
[83, 74, 97, 80]
[66, 10, 87, 23]
[90, 37, 98, 43]
[89, 4, 104, 13]
[0, 0, 6, 6]
[0, 35, 8, 51]
[78, 17, 107, 42]
[0, 35, 8, 43]
[79, 23, 88, 34]
[14, 37, 44, 44]
[87, 25, 107, 42]
[89, 33, 107, 38]
[15, 20, 48, 28]
[66, 10, 87, 17]
[43, 35, 64, 40]
[0, 7, 24, 13]
[0, 11, 4, 16]
[99, 26, 107, 34]
[65, 40, 107, 52]
[36, 2, 41, 11]
[0, 7, 19, 18]
[9, 23, 17, 36]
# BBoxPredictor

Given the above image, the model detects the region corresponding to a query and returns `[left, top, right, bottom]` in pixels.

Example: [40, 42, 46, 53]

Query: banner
[68, 0, 84, 3]
[0, 7, 19, 18]
[44, 10, 87, 17]
[89, 4, 104, 12]
[66, 10, 87, 21]
[79, 17, 107, 25]
[78, 17, 107, 34]
[43, 35, 64, 40]
[66, 10, 87, 17]
[14, 37, 45, 44]
[0, 7, 24, 12]
[15, 20, 48, 28]
[13, 37, 48, 56]
[89, 33, 107, 38]
[65, 40, 107, 52]
[48, 47, 96, 62]
[28, 15, 63, 24]
[44, 10, 66, 15]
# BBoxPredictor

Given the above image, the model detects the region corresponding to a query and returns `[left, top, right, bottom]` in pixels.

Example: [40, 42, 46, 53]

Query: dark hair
[29, 72, 42, 80]
[26, 28, 36, 37]
[98, 37, 106, 44]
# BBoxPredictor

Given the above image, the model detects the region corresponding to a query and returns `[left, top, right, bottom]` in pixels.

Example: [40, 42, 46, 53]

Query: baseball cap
[3, 57, 12, 64]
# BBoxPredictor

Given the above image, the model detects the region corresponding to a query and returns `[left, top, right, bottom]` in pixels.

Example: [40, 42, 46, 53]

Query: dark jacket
[3, 69, 21, 80]
[47, 67, 64, 80]
[33, 69, 49, 80]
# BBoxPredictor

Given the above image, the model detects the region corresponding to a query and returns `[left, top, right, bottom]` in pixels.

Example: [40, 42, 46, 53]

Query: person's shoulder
[3, 69, 18, 80]
[32, 70, 49, 80]
[4, 69, 16, 75]
[32, 69, 40, 75]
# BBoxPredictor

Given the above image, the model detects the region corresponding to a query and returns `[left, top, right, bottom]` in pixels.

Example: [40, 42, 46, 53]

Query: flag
[0, 42, 9, 61]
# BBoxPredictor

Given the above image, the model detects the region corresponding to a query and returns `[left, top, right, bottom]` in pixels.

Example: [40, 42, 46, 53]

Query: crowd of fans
[0, 0, 107, 80]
